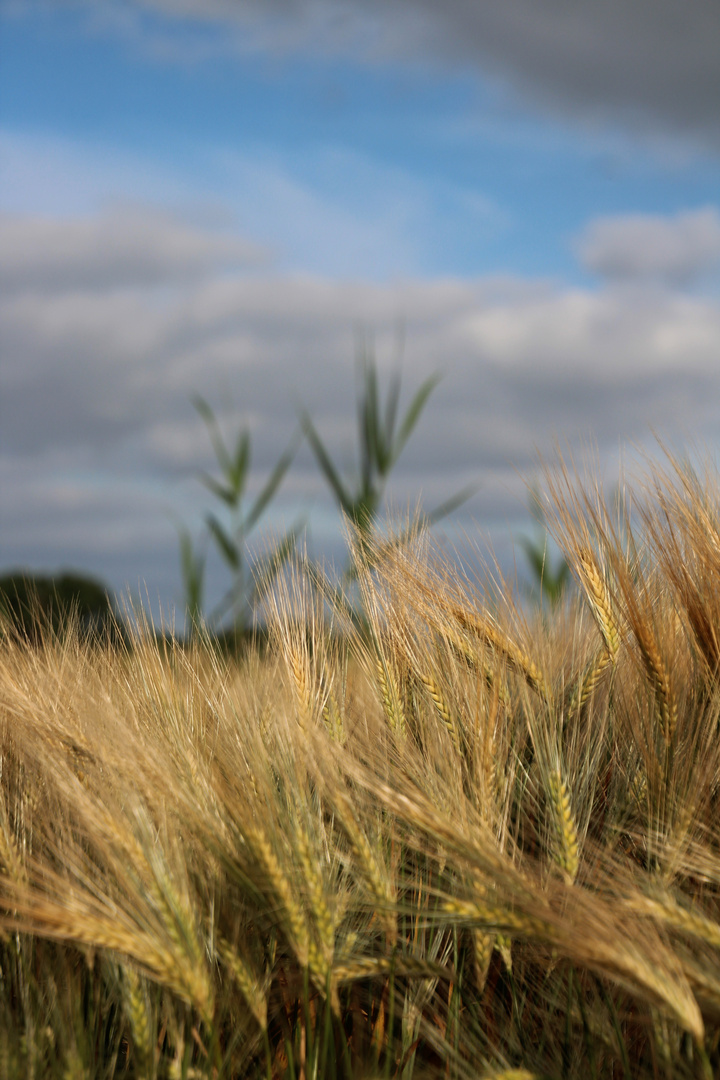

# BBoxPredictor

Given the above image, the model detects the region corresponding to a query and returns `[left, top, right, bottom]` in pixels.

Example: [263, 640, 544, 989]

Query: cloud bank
[3, 201, 720, 614]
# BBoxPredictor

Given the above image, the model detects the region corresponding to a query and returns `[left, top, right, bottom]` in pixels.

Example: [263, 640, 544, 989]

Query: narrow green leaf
[193, 395, 233, 477]
[357, 359, 377, 491]
[198, 471, 239, 509]
[304, 556, 351, 610]
[391, 374, 441, 467]
[229, 431, 251, 499]
[206, 513, 241, 571]
[178, 529, 205, 624]
[207, 581, 244, 630]
[245, 433, 300, 533]
[425, 482, 477, 526]
[519, 536, 547, 584]
[382, 372, 401, 465]
[299, 411, 353, 515]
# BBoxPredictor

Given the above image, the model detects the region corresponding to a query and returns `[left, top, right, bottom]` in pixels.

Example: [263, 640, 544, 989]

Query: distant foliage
[0, 570, 120, 643]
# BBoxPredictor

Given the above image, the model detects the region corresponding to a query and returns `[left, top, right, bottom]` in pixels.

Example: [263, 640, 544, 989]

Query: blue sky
[2, 0, 720, 623]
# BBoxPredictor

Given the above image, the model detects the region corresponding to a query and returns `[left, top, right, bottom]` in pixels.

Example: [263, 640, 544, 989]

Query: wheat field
[2, 451, 720, 1078]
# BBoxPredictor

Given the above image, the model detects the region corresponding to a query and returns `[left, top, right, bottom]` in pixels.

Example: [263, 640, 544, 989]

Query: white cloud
[576, 207, 720, 285]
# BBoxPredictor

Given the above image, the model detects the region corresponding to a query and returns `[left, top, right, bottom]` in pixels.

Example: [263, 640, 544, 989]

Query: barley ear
[376, 654, 406, 737]
[289, 647, 313, 730]
[570, 646, 613, 712]
[294, 821, 335, 994]
[247, 826, 310, 968]
[578, 548, 621, 660]
[472, 928, 494, 990]
[495, 934, 513, 974]
[450, 605, 548, 699]
[321, 691, 345, 743]
[635, 626, 678, 744]
[547, 770, 579, 884]
[420, 672, 460, 752]
[0, 799, 25, 884]
[332, 790, 396, 945]
[217, 938, 268, 1031]
[123, 967, 152, 1080]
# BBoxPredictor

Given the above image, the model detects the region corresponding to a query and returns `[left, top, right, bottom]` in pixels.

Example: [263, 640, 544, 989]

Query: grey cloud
[3, 206, 720, 615]
[62, 0, 720, 148]
[0, 206, 267, 293]
[576, 208, 720, 284]
[4, 208, 720, 467]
